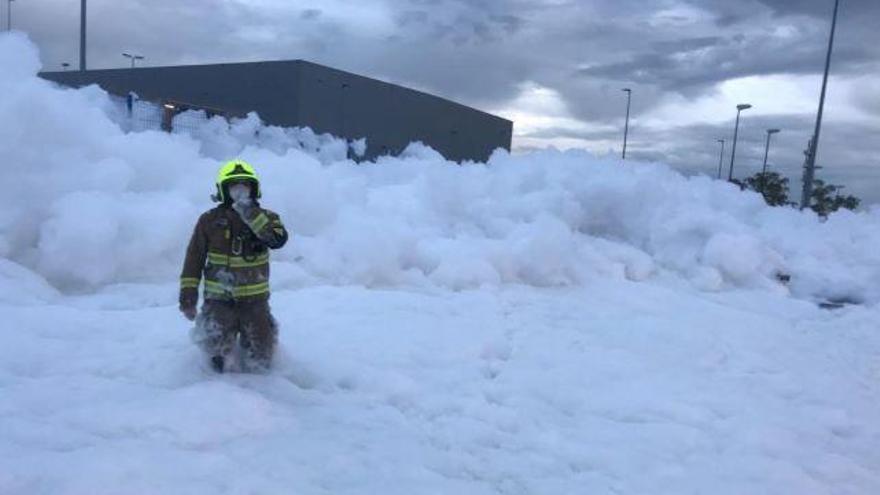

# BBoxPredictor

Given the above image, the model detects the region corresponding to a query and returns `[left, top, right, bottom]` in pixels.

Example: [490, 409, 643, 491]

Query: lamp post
[122, 53, 144, 68]
[80, 0, 86, 71]
[6, 0, 14, 31]
[727, 103, 752, 181]
[800, 0, 841, 209]
[716, 139, 725, 179]
[760, 128, 781, 195]
[621, 88, 632, 160]
[761, 129, 781, 176]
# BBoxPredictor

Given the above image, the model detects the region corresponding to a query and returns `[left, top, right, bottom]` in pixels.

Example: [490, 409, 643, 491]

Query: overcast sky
[12, 0, 880, 204]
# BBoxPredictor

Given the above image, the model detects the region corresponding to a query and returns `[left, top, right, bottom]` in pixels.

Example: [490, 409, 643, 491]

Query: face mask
[229, 183, 252, 203]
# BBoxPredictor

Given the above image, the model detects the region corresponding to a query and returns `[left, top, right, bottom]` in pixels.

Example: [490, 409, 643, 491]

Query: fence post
[161, 102, 174, 132]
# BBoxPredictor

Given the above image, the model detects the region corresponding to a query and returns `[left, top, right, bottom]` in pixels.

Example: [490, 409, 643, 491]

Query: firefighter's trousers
[194, 298, 278, 372]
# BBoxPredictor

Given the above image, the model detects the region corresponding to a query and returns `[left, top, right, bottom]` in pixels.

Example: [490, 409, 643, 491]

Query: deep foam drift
[1, 32, 879, 305]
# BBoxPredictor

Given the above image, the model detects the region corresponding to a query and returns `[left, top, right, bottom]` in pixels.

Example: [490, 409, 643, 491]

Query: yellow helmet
[213, 159, 261, 203]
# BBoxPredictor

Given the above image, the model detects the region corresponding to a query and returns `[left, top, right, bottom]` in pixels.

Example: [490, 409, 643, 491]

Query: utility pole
[727, 103, 752, 181]
[79, 0, 86, 71]
[799, 138, 818, 207]
[621, 88, 632, 160]
[801, 0, 840, 209]
[6, 0, 14, 32]
[716, 139, 725, 179]
[760, 129, 780, 195]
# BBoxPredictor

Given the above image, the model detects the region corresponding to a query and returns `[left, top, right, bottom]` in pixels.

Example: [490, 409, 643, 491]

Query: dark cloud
[578, 24, 871, 92]
[758, 0, 880, 18]
[653, 37, 724, 52]
[395, 10, 430, 27]
[19, 0, 874, 115]
[521, 126, 619, 142]
[489, 15, 524, 35]
[714, 13, 749, 28]
[300, 9, 322, 21]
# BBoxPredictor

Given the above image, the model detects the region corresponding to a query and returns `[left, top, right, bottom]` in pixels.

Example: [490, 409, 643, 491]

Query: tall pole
[716, 139, 725, 179]
[800, 0, 840, 209]
[728, 110, 742, 181]
[621, 88, 632, 160]
[6, 0, 13, 31]
[728, 103, 752, 181]
[761, 132, 772, 180]
[79, 0, 87, 71]
[760, 129, 780, 195]
[761, 129, 780, 177]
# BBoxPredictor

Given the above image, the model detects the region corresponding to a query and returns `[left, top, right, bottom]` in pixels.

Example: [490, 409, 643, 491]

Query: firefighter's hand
[232, 199, 257, 220]
[181, 306, 197, 321]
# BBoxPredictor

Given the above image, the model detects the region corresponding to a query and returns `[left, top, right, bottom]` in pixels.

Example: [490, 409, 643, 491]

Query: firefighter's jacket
[179, 203, 287, 309]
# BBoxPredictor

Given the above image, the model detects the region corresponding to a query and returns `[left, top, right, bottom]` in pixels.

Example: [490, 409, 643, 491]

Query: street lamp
[80, 0, 86, 71]
[761, 129, 781, 176]
[716, 139, 725, 179]
[6, 0, 14, 32]
[800, 0, 841, 209]
[727, 103, 752, 181]
[621, 88, 632, 160]
[122, 52, 144, 68]
[760, 129, 781, 195]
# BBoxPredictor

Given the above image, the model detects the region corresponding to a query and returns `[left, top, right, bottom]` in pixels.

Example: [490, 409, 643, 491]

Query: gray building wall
[39, 60, 512, 162]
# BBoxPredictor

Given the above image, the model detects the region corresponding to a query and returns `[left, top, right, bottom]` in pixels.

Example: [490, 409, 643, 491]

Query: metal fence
[118, 93, 224, 134]
[114, 93, 365, 163]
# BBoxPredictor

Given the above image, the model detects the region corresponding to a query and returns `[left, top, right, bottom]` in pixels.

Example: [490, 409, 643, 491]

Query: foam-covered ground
[4, 281, 880, 494]
[2, 33, 880, 494]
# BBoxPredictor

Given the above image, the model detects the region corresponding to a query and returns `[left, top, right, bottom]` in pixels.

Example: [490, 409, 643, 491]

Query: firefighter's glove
[230, 184, 258, 222]
[232, 200, 257, 221]
[181, 305, 197, 321]
[230, 185, 287, 249]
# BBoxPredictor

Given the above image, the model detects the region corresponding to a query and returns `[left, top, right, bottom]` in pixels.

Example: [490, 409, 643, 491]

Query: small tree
[743, 172, 790, 206]
[810, 179, 860, 217]
[832, 194, 860, 211]
[736, 172, 860, 214]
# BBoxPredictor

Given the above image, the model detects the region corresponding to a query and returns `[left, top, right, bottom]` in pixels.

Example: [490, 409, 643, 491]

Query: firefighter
[179, 159, 288, 373]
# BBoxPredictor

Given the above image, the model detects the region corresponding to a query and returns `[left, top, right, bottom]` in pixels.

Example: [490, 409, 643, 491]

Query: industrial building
[39, 60, 513, 162]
